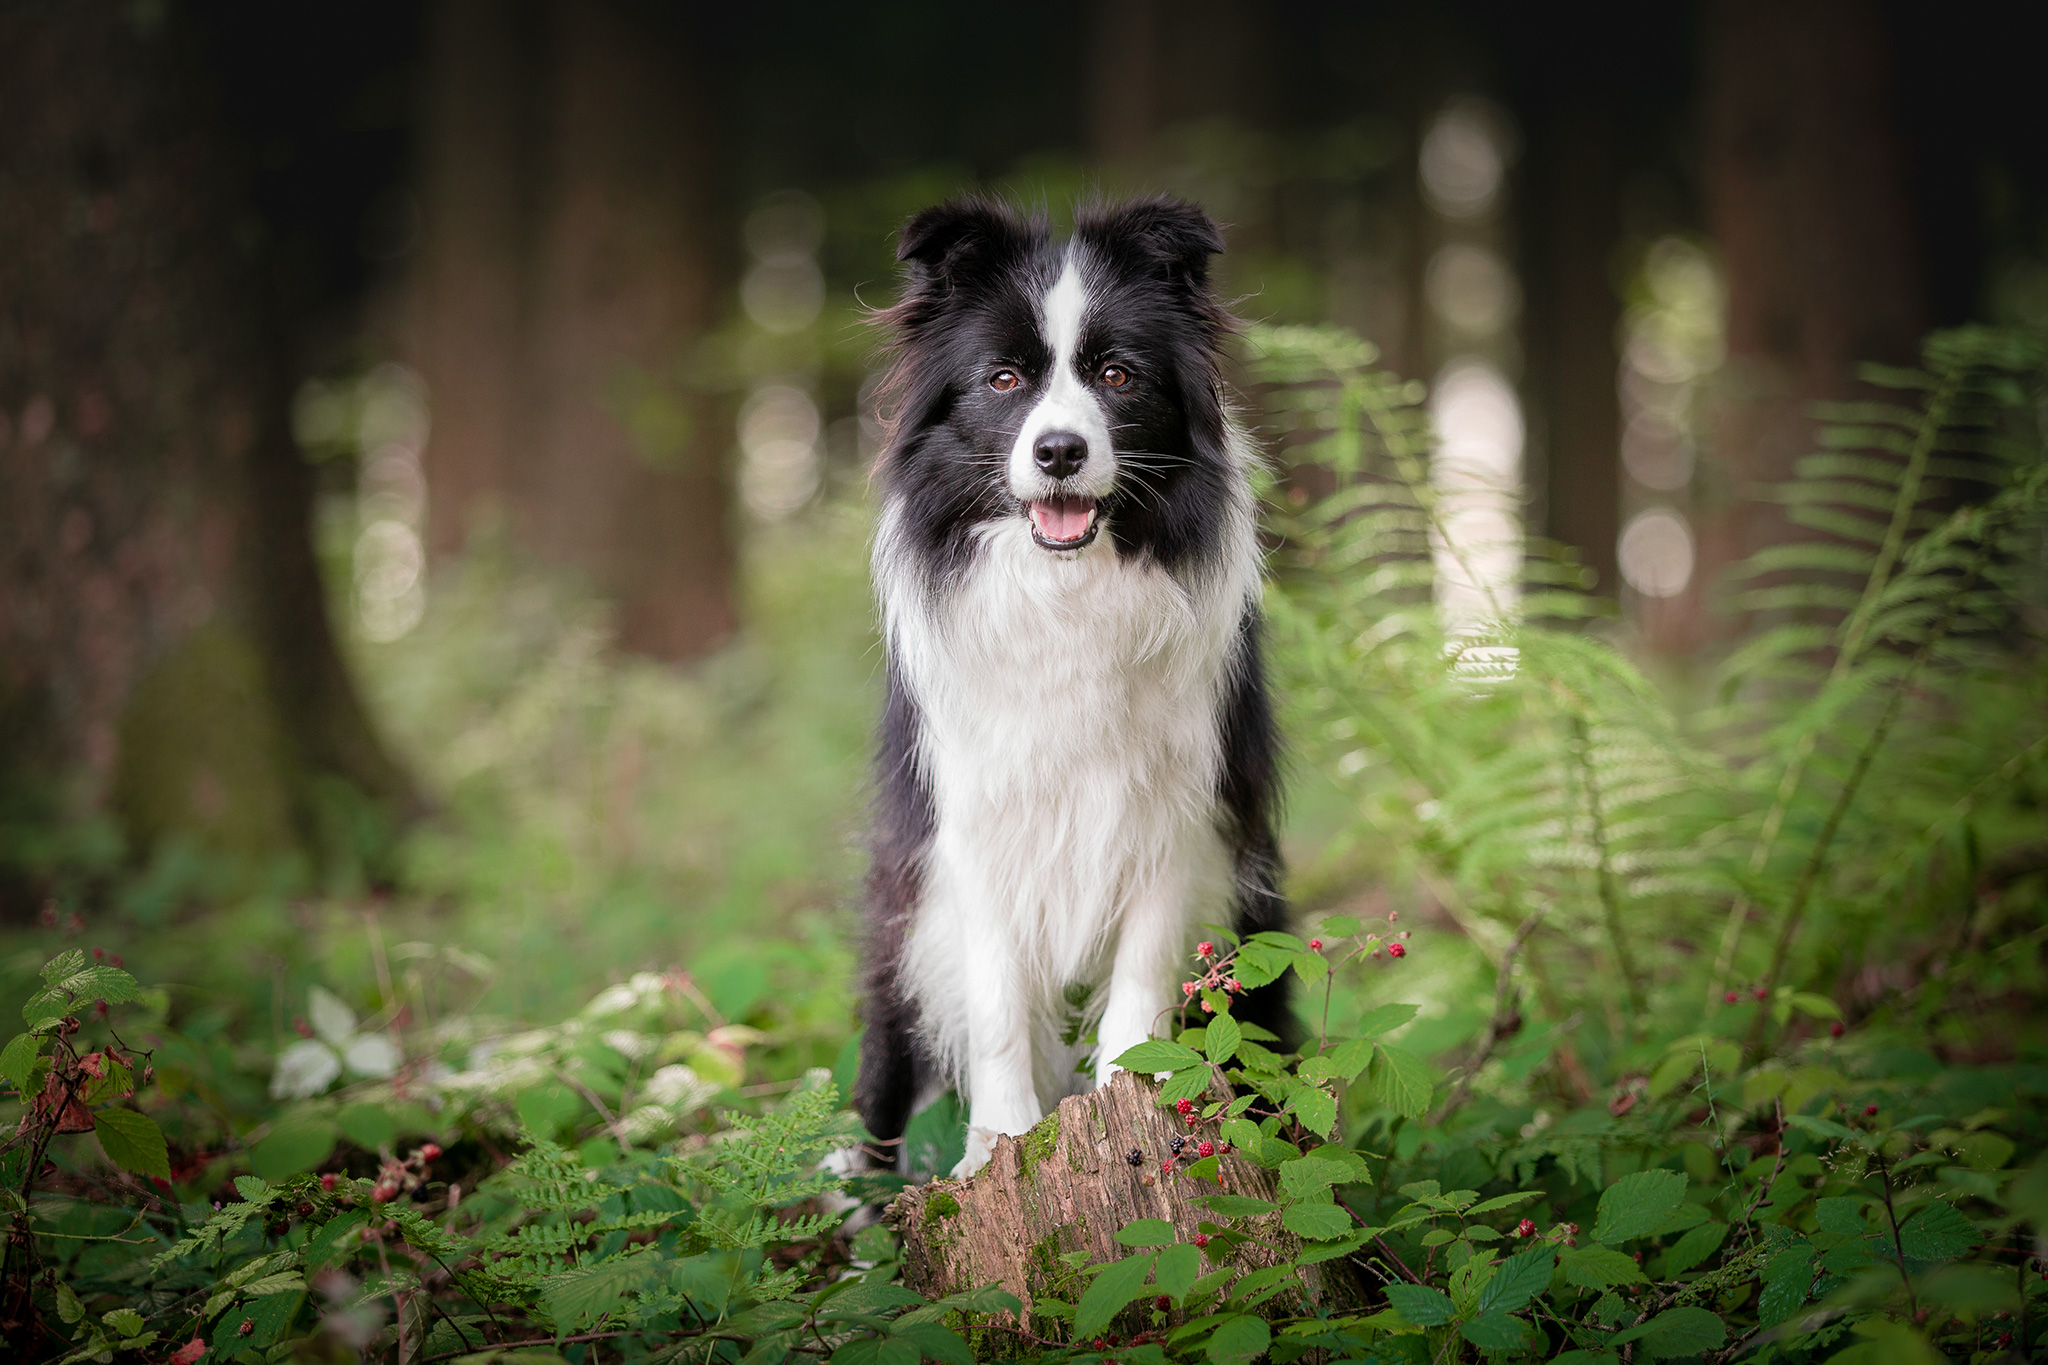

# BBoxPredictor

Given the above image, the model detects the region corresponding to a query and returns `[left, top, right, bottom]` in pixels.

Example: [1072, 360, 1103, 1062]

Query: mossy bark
[890, 1071, 1364, 1346]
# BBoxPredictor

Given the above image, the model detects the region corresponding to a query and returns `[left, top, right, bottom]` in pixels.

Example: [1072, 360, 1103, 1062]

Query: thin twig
[1871, 1146, 1918, 1315]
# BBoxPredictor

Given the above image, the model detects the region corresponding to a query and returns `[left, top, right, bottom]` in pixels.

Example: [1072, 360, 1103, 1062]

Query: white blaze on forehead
[1009, 254, 1116, 503]
[1041, 260, 1088, 370]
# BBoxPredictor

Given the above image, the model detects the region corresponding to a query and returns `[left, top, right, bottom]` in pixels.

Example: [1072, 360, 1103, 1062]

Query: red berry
[1515, 1218, 1535, 1237]
[1829, 1021, 1845, 1037]
[1155, 1296, 1171, 1311]
[1161, 1160, 1174, 1174]
[1182, 981, 1197, 996]
[1193, 1233, 1210, 1248]
[1185, 1112, 1199, 1125]
[1175, 1098, 1193, 1115]
[1752, 986, 1768, 1000]
[1200, 1000, 1213, 1013]
[238, 1318, 254, 1336]
[151, 1175, 171, 1191]
[1387, 942, 1406, 958]
[421, 1143, 442, 1160]
[320, 1173, 337, 1191]
[1724, 991, 1740, 1004]
[1309, 938, 1323, 951]
[1864, 1103, 1879, 1116]
[1197, 1141, 1214, 1157]
[1197, 941, 1214, 958]
[294, 1016, 312, 1038]
[92, 946, 104, 960]
[110, 954, 122, 967]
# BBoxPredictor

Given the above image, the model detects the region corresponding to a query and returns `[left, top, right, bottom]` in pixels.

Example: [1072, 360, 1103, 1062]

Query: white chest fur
[875, 498, 1259, 1144]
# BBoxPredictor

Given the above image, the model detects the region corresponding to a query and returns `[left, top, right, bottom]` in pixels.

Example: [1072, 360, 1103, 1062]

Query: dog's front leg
[1093, 874, 1187, 1085]
[955, 944, 1041, 1178]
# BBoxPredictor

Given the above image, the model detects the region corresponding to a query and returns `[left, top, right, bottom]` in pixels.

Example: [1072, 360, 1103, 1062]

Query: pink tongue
[1030, 498, 1094, 542]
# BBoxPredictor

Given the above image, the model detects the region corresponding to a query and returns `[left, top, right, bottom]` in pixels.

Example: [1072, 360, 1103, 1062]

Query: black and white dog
[855, 196, 1291, 1178]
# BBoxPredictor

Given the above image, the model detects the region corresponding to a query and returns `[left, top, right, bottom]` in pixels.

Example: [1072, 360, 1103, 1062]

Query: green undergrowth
[3, 322, 2047, 1362]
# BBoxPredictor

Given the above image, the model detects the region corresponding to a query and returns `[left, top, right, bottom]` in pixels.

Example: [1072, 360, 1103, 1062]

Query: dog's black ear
[1078, 196, 1226, 288]
[896, 198, 1029, 291]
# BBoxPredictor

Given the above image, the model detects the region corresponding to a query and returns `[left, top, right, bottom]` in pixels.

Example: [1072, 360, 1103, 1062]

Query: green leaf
[1204, 1313, 1271, 1365]
[1153, 1242, 1202, 1300]
[210, 1291, 304, 1352]
[1231, 942, 1291, 989]
[1593, 1169, 1687, 1245]
[1291, 951, 1328, 990]
[1160, 1066, 1213, 1105]
[250, 1119, 337, 1181]
[1204, 1013, 1242, 1066]
[1561, 1246, 1646, 1289]
[830, 1335, 919, 1365]
[1786, 1113, 1869, 1147]
[930, 1285, 1022, 1315]
[1466, 1190, 1541, 1216]
[1073, 1253, 1155, 1337]
[1320, 1039, 1375, 1082]
[1460, 1313, 1535, 1351]
[1197, 1194, 1278, 1219]
[1612, 1306, 1725, 1359]
[1815, 1196, 1871, 1237]
[1115, 1219, 1178, 1248]
[1282, 1201, 1353, 1241]
[1278, 1155, 1354, 1200]
[542, 1256, 662, 1329]
[890, 1321, 972, 1365]
[1757, 1248, 1813, 1327]
[103, 1308, 146, 1337]
[1354, 1003, 1420, 1036]
[1478, 1246, 1554, 1313]
[1661, 1220, 1728, 1275]
[1898, 1201, 1975, 1262]
[336, 1103, 397, 1150]
[92, 1108, 170, 1180]
[0, 1033, 40, 1092]
[1115, 1040, 1203, 1073]
[233, 1175, 269, 1202]
[306, 1210, 370, 1269]
[1285, 1079, 1337, 1135]
[1382, 1283, 1455, 1327]
[1368, 1044, 1432, 1119]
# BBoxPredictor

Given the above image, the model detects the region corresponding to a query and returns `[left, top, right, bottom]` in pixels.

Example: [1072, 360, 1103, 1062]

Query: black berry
[1125, 1148, 1143, 1166]
[1169, 1135, 1186, 1154]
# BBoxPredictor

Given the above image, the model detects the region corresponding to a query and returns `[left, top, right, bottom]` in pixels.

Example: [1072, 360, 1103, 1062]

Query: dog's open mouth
[1027, 496, 1099, 550]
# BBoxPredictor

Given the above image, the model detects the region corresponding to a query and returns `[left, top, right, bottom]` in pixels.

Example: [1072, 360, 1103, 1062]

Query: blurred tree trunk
[1687, 0, 1927, 651]
[412, 0, 737, 661]
[0, 2, 415, 894]
[1521, 98, 1623, 600]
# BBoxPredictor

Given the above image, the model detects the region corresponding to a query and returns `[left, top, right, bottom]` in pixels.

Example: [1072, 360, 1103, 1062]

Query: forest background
[2, 3, 2047, 1362]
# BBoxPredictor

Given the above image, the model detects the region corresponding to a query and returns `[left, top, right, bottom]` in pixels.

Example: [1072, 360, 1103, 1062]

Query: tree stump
[889, 1071, 1364, 1343]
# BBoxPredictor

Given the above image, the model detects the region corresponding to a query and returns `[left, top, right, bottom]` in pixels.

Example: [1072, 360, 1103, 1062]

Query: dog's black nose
[1033, 431, 1088, 479]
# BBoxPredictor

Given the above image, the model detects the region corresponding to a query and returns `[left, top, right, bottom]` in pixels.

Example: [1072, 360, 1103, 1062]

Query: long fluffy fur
[856, 196, 1291, 1176]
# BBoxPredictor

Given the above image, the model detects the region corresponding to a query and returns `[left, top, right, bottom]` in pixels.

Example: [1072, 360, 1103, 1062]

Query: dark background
[4, 0, 2046, 891]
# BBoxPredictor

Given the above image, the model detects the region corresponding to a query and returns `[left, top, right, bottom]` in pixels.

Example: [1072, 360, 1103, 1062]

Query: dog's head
[875, 196, 1236, 574]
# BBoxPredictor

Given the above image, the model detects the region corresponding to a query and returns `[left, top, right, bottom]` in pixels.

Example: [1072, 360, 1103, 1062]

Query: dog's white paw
[950, 1125, 1000, 1179]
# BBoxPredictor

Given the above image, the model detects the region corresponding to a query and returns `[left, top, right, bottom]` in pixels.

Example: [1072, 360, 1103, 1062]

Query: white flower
[584, 984, 641, 1017]
[272, 1040, 342, 1099]
[644, 1064, 718, 1112]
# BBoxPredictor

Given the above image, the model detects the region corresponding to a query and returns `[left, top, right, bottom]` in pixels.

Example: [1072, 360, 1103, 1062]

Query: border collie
[855, 196, 1291, 1178]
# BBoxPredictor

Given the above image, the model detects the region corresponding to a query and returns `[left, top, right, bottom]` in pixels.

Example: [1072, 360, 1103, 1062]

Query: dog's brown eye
[1101, 364, 1130, 388]
[990, 369, 1020, 392]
